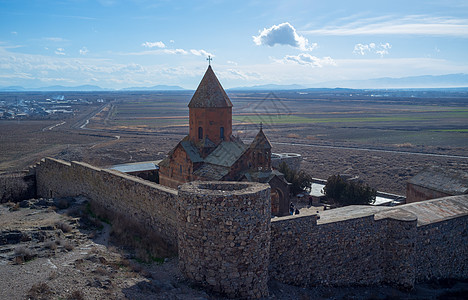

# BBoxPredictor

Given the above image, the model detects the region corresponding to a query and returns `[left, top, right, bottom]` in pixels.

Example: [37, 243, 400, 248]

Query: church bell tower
[188, 65, 233, 146]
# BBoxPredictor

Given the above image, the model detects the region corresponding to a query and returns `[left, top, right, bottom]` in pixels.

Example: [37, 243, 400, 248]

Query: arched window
[198, 127, 203, 139]
[220, 127, 224, 140]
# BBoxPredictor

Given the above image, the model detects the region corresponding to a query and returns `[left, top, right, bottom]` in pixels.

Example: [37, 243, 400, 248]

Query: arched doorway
[271, 188, 282, 216]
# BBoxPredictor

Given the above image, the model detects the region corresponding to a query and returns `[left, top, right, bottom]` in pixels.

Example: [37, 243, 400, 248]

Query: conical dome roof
[250, 128, 272, 149]
[188, 66, 233, 108]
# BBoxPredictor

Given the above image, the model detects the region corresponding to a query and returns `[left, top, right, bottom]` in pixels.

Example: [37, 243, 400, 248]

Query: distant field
[1, 90, 467, 195]
[106, 95, 468, 149]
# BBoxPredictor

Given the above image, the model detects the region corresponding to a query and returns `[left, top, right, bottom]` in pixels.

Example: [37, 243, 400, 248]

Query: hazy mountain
[0, 85, 108, 92]
[120, 85, 186, 91]
[0, 86, 27, 91]
[314, 73, 468, 89]
[229, 74, 468, 90]
[229, 84, 306, 91]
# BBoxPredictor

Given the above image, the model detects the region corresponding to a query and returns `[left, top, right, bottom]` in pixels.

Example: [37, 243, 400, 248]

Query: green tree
[278, 162, 312, 195]
[323, 175, 376, 206]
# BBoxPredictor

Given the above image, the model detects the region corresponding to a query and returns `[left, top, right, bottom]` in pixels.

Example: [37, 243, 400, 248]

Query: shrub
[277, 162, 312, 195]
[27, 282, 52, 300]
[323, 175, 376, 206]
[14, 246, 36, 263]
[56, 221, 72, 233]
[69, 290, 85, 300]
[44, 240, 58, 250]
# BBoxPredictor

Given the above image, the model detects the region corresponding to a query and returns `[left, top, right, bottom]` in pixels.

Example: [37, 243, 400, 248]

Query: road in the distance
[272, 142, 468, 160]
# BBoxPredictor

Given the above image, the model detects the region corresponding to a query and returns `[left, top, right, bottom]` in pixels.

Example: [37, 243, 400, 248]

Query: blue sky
[1, 0, 467, 89]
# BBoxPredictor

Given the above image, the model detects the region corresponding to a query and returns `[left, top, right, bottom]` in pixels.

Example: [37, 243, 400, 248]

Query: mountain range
[0, 84, 186, 92]
[1, 74, 467, 92]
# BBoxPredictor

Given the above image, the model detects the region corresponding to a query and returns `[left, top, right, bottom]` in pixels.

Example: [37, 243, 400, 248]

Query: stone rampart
[270, 213, 388, 287]
[31, 158, 468, 297]
[270, 195, 468, 289]
[414, 196, 468, 281]
[178, 181, 271, 298]
[35, 157, 178, 251]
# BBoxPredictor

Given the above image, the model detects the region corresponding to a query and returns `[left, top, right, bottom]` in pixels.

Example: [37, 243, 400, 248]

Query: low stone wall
[178, 181, 271, 298]
[35, 157, 178, 251]
[271, 153, 302, 171]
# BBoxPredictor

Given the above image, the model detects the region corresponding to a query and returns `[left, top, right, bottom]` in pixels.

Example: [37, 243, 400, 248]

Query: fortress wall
[35, 157, 179, 251]
[270, 214, 388, 287]
[416, 214, 468, 281]
[270, 196, 468, 289]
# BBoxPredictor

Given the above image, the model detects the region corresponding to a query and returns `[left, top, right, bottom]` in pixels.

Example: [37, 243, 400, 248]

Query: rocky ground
[1, 198, 467, 300]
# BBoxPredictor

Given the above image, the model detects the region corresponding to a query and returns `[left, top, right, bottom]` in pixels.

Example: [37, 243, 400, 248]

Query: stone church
[159, 65, 290, 216]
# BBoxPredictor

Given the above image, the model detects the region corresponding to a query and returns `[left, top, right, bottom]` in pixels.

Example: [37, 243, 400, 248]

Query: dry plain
[2, 89, 467, 195]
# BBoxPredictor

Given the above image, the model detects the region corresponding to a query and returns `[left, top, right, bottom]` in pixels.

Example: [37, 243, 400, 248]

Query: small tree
[323, 175, 376, 206]
[278, 162, 312, 195]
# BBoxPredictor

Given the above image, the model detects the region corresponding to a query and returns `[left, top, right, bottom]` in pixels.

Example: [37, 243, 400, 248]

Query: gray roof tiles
[204, 140, 248, 167]
[188, 66, 233, 108]
[180, 141, 204, 163]
[408, 166, 468, 195]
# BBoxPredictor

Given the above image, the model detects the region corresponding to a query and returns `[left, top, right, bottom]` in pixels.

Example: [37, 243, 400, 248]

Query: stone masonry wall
[416, 215, 468, 281]
[406, 183, 451, 203]
[35, 157, 178, 251]
[270, 197, 468, 289]
[177, 181, 271, 299]
[270, 214, 388, 287]
[33, 157, 468, 296]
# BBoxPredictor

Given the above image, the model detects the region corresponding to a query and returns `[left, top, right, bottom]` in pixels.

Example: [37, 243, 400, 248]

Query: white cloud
[190, 49, 214, 57]
[278, 53, 336, 67]
[354, 43, 392, 57]
[11, 31, 17, 35]
[253, 22, 317, 51]
[163, 48, 188, 55]
[79, 47, 89, 55]
[227, 60, 238, 65]
[55, 48, 65, 55]
[304, 15, 468, 37]
[141, 41, 166, 48]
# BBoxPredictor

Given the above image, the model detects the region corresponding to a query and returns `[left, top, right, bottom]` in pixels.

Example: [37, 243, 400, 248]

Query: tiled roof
[204, 140, 247, 167]
[188, 66, 233, 108]
[408, 166, 468, 195]
[180, 140, 204, 163]
[193, 163, 229, 180]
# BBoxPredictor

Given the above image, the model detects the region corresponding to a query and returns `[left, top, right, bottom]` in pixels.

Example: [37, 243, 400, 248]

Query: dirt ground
[1, 199, 467, 300]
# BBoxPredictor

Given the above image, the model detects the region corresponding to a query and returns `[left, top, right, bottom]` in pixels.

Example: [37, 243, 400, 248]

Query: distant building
[406, 166, 468, 203]
[159, 66, 290, 216]
[109, 161, 160, 182]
